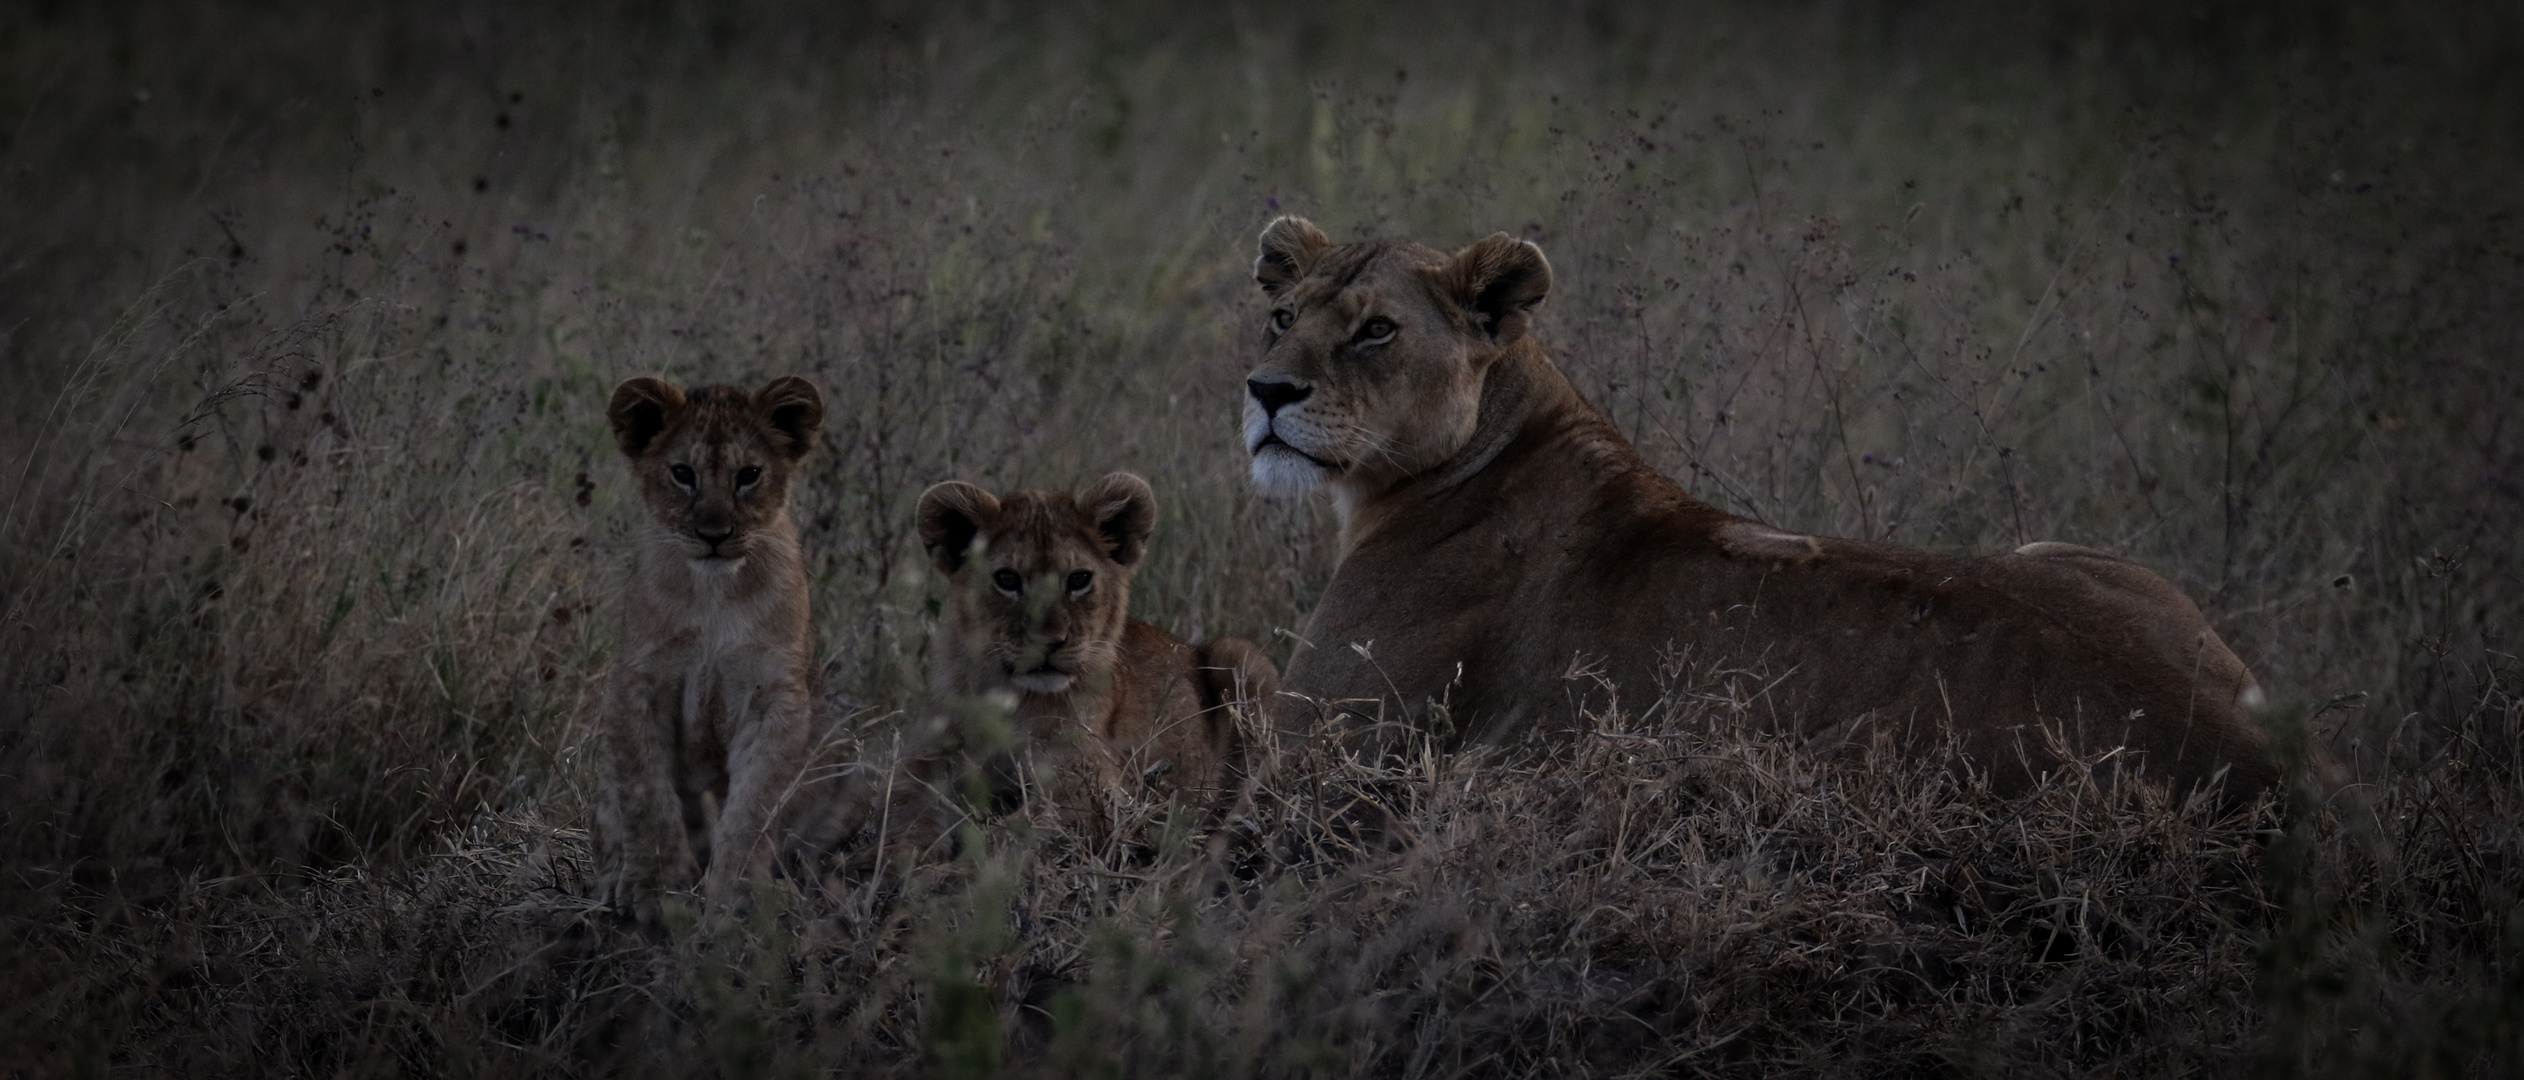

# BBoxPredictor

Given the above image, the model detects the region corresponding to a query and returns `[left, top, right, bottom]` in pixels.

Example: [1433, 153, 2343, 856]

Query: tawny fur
[914, 472, 1275, 831]
[594, 374, 823, 915]
[1243, 216, 2279, 799]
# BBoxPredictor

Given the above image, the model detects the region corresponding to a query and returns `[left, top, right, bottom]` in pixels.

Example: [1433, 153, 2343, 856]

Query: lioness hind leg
[2009, 540, 2209, 620]
[2008, 538, 2284, 789]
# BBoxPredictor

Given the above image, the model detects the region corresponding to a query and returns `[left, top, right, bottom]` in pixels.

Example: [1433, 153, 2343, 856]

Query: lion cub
[915, 472, 1275, 828]
[593, 375, 823, 914]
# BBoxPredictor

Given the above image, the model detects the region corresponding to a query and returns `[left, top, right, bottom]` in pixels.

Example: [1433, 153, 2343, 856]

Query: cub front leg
[702, 676, 812, 905]
[594, 668, 701, 916]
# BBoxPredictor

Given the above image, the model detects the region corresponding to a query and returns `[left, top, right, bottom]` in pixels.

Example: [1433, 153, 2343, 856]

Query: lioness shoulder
[914, 472, 1274, 828]
[1240, 216, 2282, 799]
[592, 374, 824, 916]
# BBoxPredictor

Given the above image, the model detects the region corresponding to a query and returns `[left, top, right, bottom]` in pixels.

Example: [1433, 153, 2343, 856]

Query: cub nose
[1247, 377, 1312, 416]
[695, 522, 735, 544]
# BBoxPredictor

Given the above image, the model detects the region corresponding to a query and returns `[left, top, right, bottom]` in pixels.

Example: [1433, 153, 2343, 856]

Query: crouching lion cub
[594, 374, 823, 915]
[914, 472, 1276, 830]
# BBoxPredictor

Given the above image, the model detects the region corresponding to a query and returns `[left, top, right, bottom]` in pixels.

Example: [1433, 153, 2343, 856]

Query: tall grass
[3, 1, 2519, 1074]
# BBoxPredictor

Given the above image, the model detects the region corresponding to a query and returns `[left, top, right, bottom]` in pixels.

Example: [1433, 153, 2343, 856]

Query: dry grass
[3, 1, 2521, 1075]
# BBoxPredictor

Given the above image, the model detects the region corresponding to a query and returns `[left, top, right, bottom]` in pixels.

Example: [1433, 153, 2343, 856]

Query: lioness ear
[753, 376, 824, 460]
[1079, 472, 1158, 567]
[608, 377, 687, 458]
[1432, 233, 1553, 345]
[916, 481, 999, 575]
[1255, 216, 1332, 296]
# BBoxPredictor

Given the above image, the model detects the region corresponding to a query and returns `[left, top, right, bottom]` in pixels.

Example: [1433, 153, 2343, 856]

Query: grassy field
[3, 1, 2521, 1075]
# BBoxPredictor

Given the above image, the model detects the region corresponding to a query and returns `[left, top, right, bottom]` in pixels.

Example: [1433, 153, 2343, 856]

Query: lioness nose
[1247, 377, 1311, 415]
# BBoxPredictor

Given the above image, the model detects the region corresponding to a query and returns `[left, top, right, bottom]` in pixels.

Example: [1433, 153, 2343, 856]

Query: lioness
[594, 375, 823, 914]
[915, 472, 1275, 828]
[1241, 216, 2277, 797]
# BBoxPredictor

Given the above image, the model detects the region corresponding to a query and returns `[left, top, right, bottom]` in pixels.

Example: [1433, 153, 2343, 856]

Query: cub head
[607, 375, 824, 563]
[1243, 216, 1552, 498]
[916, 472, 1157, 696]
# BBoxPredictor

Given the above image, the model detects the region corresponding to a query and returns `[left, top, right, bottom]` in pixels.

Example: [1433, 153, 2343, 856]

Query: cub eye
[1269, 309, 1295, 332]
[669, 464, 696, 487]
[991, 569, 1023, 594]
[1066, 570, 1093, 594]
[1357, 317, 1397, 345]
[736, 466, 762, 487]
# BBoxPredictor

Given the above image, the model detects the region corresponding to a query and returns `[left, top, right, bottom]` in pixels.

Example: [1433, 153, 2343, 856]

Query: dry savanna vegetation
[3, 2, 2521, 1076]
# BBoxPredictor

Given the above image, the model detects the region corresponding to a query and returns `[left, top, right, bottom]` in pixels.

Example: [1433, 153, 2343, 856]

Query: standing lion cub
[593, 374, 822, 914]
[915, 473, 1276, 830]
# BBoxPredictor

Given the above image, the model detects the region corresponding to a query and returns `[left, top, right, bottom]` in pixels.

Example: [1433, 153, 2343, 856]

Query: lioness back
[1240, 216, 2280, 800]
[914, 472, 1273, 828]
[593, 375, 825, 916]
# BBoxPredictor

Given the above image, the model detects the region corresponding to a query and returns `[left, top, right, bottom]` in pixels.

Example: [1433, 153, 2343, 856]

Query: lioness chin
[1242, 216, 2281, 799]
[593, 374, 823, 917]
[913, 472, 1275, 833]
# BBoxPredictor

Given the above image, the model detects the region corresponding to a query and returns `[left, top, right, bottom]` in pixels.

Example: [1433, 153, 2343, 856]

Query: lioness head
[917, 473, 1158, 695]
[1243, 216, 1552, 499]
[607, 375, 824, 564]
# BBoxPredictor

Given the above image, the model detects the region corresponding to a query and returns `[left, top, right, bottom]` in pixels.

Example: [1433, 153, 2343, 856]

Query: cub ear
[1431, 233, 1553, 345]
[608, 377, 688, 458]
[752, 376, 824, 460]
[1255, 216, 1332, 296]
[916, 481, 999, 575]
[1079, 472, 1158, 567]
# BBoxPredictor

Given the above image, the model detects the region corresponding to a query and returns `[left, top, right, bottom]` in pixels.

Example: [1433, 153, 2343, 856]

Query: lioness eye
[992, 569, 1023, 594]
[669, 464, 696, 487]
[736, 466, 762, 487]
[1269, 309, 1294, 332]
[1066, 570, 1093, 593]
[1358, 317, 1396, 343]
